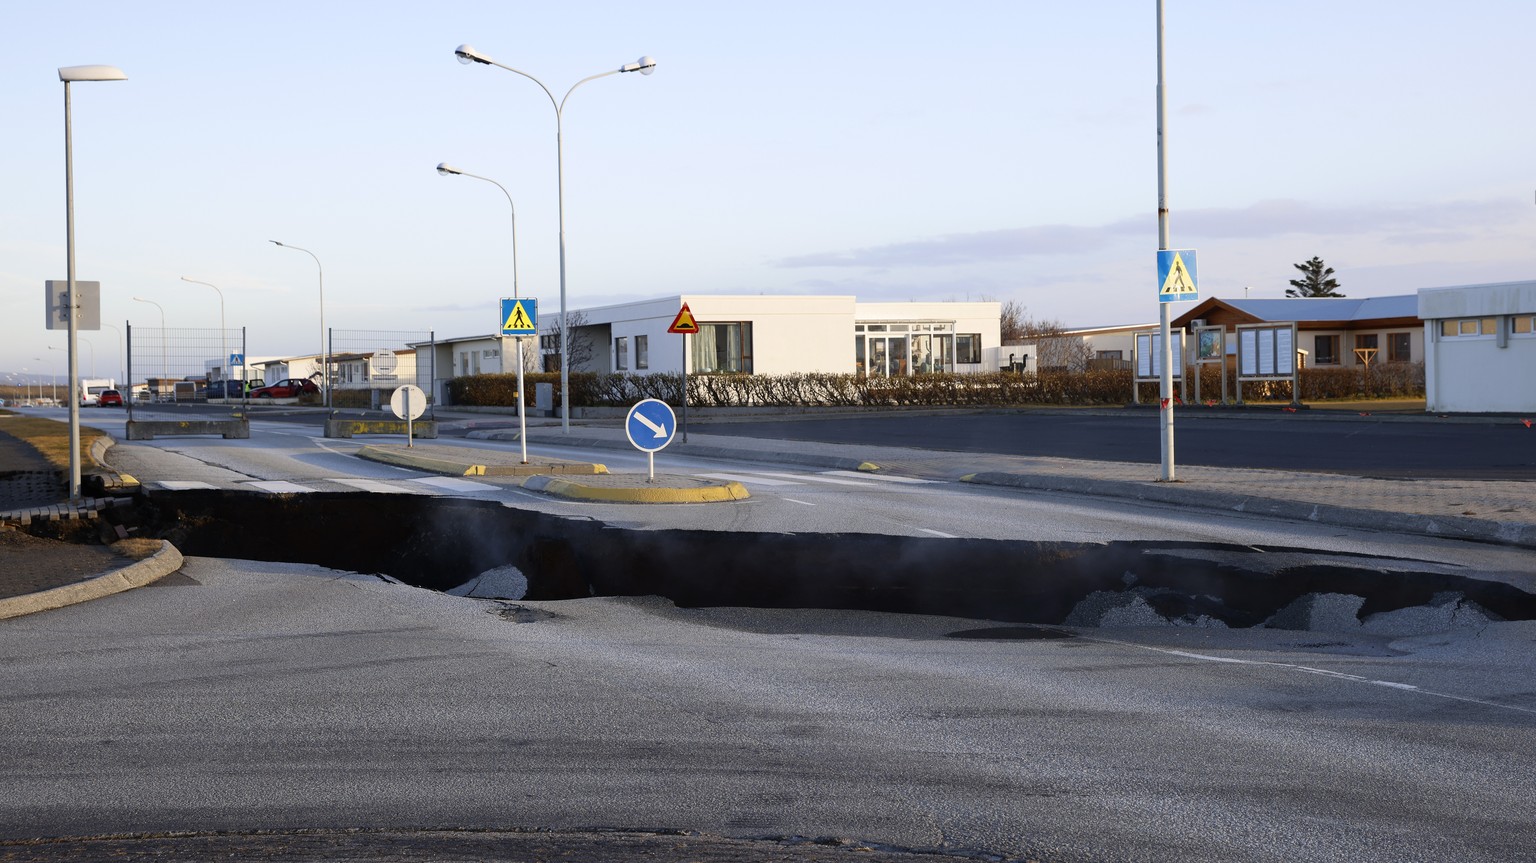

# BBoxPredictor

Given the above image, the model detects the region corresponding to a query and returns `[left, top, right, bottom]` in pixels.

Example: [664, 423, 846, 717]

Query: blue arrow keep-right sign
[625, 399, 677, 453]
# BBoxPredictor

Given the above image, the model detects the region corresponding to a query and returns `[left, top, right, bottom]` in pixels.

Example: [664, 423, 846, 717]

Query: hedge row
[445, 364, 1425, 409]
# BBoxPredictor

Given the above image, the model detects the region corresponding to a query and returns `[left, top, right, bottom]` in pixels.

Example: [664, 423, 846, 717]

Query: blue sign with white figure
[625, 398, 677, 453]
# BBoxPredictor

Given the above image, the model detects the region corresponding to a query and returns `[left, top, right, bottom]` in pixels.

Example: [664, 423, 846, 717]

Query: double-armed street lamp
[132, 296, 168, 390]
[269, 241, 327, 407]
[437, 161, 529, 463]
[181, 277, 227, 384]
[59, 62, 126, 498]
[453, 44, 655, 432]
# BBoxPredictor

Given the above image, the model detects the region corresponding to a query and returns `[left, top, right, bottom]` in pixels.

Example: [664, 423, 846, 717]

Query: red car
[249, 378, 320, 399]
[97, 389, 124, 407]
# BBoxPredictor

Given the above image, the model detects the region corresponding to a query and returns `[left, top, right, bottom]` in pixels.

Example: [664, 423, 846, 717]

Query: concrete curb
[960, 471, 1536, 550]
[519, 475, 751, 504]
[519, 433, 877, 473]
[355, 445, 607, 477]
[0, 540, 184, 621]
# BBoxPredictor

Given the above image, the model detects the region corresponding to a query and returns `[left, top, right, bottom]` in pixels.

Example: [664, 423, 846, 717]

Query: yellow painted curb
[856, 462, 881, 472]
[0, 540, 183, 621]
[521, 476, 750, 504]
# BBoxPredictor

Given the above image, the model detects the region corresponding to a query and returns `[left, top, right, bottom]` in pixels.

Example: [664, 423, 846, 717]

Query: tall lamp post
[181, 277, 227, 384]
[103, 322, 124, 387]
[132, 296, 168, 395]
[270, 241, 327, 407]
[437, 162, 529, 463]
[60, 63, 126, 499]
[454, 44, 655, 433]
[40, 354, 59, 403]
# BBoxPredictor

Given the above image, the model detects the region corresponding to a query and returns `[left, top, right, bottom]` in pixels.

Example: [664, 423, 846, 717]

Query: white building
[547, 295, 1002, 377]
[1419, 280, 1536, 413]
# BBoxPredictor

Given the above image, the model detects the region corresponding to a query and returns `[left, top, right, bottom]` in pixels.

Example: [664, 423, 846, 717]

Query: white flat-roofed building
[1418, 280, 1536, 413]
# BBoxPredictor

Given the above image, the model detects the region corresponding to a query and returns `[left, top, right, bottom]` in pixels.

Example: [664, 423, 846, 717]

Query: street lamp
[181, 277, 227, 385]
[132, 296, 168, 394]
[437, 161, 529, 463]
[59, 62, 126, 499]
[42, 353, 61, 403]
[269, 241, 327, 407]
[454, 44, 655, 432]
[103, 322, 124, 387]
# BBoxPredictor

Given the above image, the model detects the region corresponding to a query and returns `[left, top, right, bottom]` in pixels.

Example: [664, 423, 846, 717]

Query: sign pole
[1156, 0, 1175, 482]
[681, 332, 689, 443]
[405, 389, 414, 447]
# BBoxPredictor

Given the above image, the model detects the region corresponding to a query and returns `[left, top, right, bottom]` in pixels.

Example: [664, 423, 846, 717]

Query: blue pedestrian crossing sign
[229, 352, 245, 366]
[1157, 249, 1198, 303]
[499, 297, 538, 335]
[626, 398, 677, 453]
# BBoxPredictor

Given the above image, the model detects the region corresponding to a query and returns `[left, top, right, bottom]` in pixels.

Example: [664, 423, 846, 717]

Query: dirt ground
[0, 529, 160, 600]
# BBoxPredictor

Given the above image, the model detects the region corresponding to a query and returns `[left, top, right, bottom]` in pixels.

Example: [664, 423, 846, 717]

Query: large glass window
[1442, 318, 1498, 337]
[615, 336, 629, 371]
[1387, 332, 1411, 362]
[1314, 335, 1339, 365]
[1513, 315, 1535, 336]
[955, 334, 981, 364]
[636, 335, 649, 369]
[693, 322, 752, 373]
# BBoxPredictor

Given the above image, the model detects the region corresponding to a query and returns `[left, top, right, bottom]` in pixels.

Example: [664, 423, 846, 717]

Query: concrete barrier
[126, 417, 250, 441]
[324, 419, 438, 439]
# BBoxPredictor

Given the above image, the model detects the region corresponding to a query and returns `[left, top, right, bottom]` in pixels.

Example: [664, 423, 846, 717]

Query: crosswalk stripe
[821, 470, 935, 484]
[327, 478, 408, 493]
[694, 472, 803, 487]
[154, 480, 217, 490]
[244, 480, 319, 494]
[753, 471, 874, 486]
[410, 477, 500, 492]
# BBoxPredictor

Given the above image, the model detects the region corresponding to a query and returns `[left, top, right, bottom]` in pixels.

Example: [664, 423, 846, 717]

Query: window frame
[635, 334, 649, 369]
[615, 336, 629, 371]
[1313, 334, 1339, 366]
[1386, 332, 1411, 362]
[955, 333, 982, 365]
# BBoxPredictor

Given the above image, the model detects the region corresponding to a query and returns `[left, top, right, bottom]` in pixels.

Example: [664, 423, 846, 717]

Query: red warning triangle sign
[668, 303, 699, 334]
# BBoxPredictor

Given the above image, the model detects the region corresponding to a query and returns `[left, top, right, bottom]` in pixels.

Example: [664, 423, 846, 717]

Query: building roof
[1173, 295, 1419, 328]
[1221, 295, 1419, 322]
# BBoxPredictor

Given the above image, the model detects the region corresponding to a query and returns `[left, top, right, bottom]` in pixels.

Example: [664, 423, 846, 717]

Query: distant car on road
[249, 378, 319, 399]
[97, 389, 124, 407]
[208, 380, 256, 399]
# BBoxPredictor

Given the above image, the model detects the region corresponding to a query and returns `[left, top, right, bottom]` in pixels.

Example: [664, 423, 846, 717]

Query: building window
[1511, 315, 1534, 336]
[1440, 318, 1498, 337]
[1387, 332, 1411, 362]
[955, 333, 982, 364]
[636, 335, 649, 369]
[1313, 335, 1339, 365]
[615, 336, 629, 371]
[693, 322, 753, 373]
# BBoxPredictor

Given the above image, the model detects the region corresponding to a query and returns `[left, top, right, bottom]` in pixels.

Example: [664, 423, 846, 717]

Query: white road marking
[154, 480, 217, 490]
[327, 478, 407, 493]
[410, 477, 499, 492]
[783, 498, 817, 507]
[1103, 639, 1536, 717]
[822, 470, 935, 484]
[244, 481, 318, 494]
[919, 528, 958, 538]
[695, 472, 803, 487]
[755, 471, 874, 486]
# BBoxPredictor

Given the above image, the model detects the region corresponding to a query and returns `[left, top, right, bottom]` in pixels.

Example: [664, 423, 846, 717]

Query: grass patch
[0, 411, 105, 471]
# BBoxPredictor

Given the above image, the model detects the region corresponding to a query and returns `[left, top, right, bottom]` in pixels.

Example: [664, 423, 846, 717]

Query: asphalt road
[697, 411, 1536, 480]
[3, 560, 1534, 863]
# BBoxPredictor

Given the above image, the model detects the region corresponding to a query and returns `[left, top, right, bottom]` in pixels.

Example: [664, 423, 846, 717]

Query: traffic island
[355, 443, 607, 477]
[520, 472, 750, 504]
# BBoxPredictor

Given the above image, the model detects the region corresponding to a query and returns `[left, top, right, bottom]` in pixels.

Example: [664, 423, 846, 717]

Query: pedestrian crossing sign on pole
[500, 298, 538, 335]
[1157, 249, 1198, 303]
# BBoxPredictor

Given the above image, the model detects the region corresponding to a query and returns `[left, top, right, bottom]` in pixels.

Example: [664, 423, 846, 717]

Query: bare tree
[999, 298, 1027, 344]
[1018, 315, 1093, 372]
[539, 309, 594, 372]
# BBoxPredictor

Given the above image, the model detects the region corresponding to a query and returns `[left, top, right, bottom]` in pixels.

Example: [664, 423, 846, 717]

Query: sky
[3, 0, 1534, 381]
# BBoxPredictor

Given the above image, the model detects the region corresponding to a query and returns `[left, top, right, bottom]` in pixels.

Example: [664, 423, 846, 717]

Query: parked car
[249, 378, 319, 399]
[97, 389, 123, 407]
[208, 380, 256, 399]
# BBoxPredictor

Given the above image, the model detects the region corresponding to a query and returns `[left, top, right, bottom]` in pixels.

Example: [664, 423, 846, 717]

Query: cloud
[776, 198, 1522, 269]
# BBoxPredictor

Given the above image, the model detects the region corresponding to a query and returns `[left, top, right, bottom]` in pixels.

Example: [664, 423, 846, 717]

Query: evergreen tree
[1286, 256, 1344, 298]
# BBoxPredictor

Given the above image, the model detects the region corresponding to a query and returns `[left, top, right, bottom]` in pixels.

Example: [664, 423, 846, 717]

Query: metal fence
[329, 329, 435, 415]
[125, 324, 247, 418]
